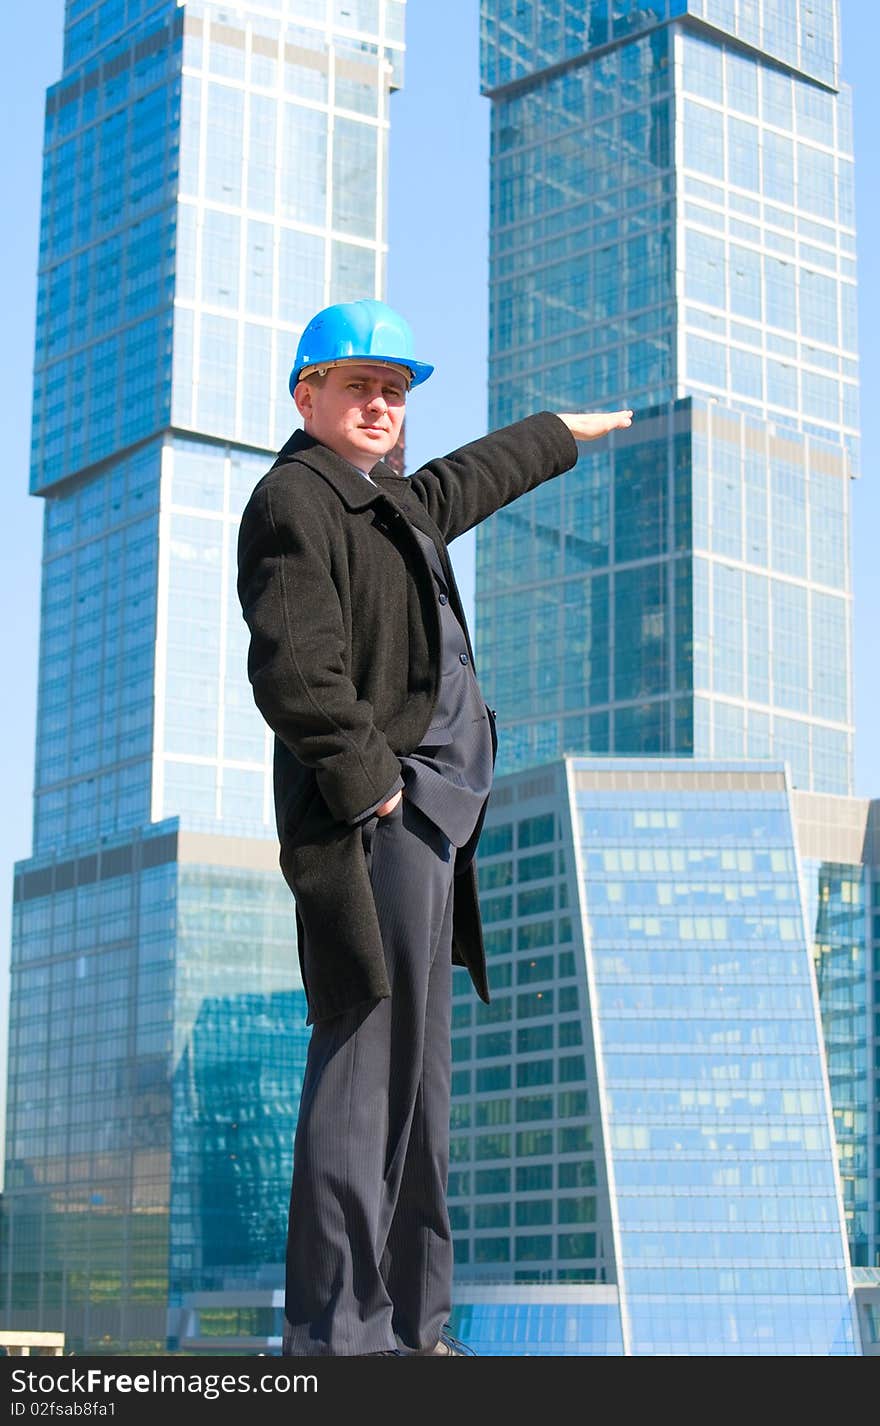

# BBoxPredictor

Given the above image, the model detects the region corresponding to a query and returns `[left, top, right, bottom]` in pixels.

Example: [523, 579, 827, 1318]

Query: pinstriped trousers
[282, 794, 457, 1356]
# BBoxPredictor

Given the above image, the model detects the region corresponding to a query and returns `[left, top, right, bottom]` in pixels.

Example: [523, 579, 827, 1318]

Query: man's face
[294, 363, 408, 471]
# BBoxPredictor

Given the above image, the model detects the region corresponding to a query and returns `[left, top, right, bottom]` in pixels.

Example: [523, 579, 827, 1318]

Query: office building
[447, 756, 868, 1354]
[477, 0, 857, 795]
[3, 0, 405, 1352]
[454, 0, 877, 1352]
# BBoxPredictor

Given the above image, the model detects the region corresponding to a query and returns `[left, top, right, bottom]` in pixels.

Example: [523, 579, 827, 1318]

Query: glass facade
[449, 1288, 624, 1356]
[485, 21, 675, 425]
[677, 23, 857, 463]
[3, 825, 306, 1352]
[448, 785, 616, 1286]
[574, 759, 856, 1354]
[5, 0, 408, 1352]
[477, 0, 858, 796]
[477, 393, 853, 792]
[33, 443, 160, 856]
[4, 828, 177, 1351]
[156, 439, 277, 837]
[168, 863, 310, 1308]
[802, 858, 871, 1265]
[171, 0, 402, 457]
[450, 758, 861, 1354]
[481, 1, 837, 92]
[31, 5, 179, 494]
[793, 791, 880, 1273]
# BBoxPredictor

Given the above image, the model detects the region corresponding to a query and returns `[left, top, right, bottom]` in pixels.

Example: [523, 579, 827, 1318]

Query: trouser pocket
[362, 798, 403, 878]
[361, 813, 377, 867]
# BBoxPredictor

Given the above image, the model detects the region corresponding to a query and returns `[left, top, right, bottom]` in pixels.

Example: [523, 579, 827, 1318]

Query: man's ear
[293, 379, 314, 422]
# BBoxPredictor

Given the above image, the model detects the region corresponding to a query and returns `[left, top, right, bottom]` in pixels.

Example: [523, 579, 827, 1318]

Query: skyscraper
[445, 0, 876, 1354]
[477, 0, 857, 796]
[3, 0, 406, 1353]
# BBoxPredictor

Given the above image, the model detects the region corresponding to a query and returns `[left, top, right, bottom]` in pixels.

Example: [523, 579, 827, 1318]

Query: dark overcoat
[236, 411, 578, 1023]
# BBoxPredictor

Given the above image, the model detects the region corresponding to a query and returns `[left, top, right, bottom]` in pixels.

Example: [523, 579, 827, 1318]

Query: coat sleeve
[236, 480, 403, 825]
[349, 771, 405, 825]
[405, 411, 578, 542]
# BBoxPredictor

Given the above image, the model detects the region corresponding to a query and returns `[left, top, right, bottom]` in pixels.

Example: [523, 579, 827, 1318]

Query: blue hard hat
[289, 299, 434, 396]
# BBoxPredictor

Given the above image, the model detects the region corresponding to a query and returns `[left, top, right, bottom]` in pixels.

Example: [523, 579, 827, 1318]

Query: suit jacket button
[459, 652, 469, 665]
[439, 593, 448, 605]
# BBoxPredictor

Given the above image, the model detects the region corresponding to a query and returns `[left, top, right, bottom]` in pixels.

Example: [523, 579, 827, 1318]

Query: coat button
[459, 652, 469, 665]
[438, 593, 448, 605]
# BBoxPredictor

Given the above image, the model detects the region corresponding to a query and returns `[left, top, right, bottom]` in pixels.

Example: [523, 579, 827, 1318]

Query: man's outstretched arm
[404, 408, 633, 543]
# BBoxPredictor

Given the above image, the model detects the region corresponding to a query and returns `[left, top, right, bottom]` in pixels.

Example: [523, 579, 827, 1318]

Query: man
[236, 299, 632, 1356]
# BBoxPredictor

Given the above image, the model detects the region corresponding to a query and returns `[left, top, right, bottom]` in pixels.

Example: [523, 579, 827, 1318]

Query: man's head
[289, 299, 433, 472]
[293, 362, 408, 473]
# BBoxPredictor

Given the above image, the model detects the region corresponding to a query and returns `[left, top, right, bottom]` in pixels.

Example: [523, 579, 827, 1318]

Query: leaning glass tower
[3, 0, 406, 1354]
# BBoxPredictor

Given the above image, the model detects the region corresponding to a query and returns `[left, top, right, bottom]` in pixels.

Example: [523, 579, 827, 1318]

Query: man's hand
[557, 410, 633, 440]
[377, 789, 403, 816]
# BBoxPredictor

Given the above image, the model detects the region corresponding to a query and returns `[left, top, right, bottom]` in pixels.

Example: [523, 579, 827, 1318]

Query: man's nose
[364, 389, 388, 411]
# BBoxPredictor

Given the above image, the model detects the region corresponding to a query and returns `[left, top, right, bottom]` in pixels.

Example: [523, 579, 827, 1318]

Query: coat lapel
[271, 429, 451, 595]
[272, 429, 391, 511]
[270, 429, 472, 660]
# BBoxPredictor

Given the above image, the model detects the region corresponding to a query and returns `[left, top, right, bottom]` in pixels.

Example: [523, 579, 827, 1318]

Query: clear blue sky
[1, 1, 878, 1115]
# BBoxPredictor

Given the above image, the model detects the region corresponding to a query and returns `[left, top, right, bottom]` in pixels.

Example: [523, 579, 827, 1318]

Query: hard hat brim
[290, 354, 434, 396]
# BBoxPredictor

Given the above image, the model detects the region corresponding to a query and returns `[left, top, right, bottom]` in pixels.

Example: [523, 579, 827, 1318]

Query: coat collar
[273, 428, 406, 511]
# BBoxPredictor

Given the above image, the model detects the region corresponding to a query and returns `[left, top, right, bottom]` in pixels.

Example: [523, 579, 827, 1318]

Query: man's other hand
[377, 789, 403, 816]
[557, 410, 633, 440]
